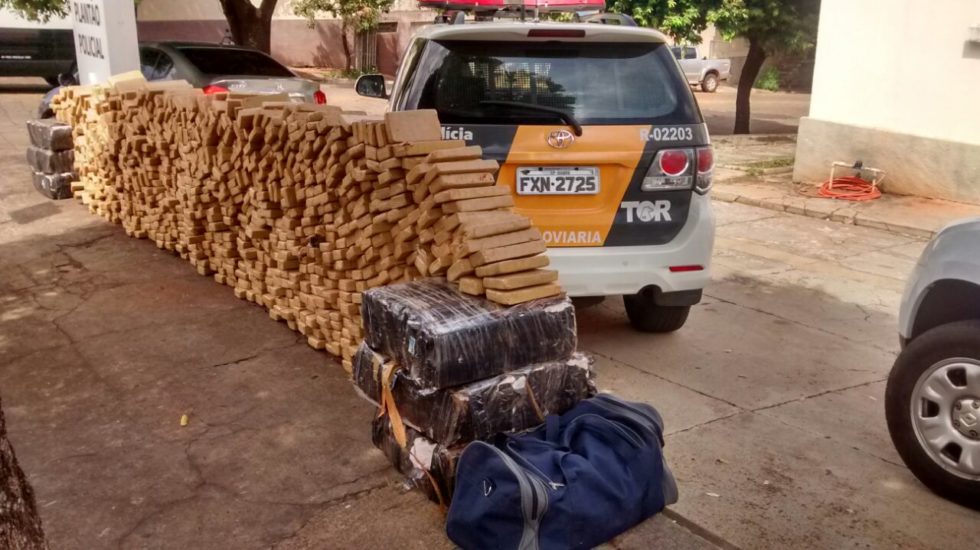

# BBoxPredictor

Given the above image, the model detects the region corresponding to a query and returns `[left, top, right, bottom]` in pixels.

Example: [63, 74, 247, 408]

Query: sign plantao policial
[70, 0, 139, 84]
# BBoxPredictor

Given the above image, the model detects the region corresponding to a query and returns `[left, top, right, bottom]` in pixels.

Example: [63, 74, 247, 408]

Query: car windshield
[402, 40, 697, 126]
[175, 47, 294, 78]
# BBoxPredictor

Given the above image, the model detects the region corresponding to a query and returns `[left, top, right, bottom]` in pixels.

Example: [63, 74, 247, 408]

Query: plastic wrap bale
[25, 118, 73, 151]
[31, 171, 74, 200]
[361, 279, 577, 389]
[26, 146, 74, 174]
[372, 412, 461, 504]
[354, 346, 597, 446]
[352, 341, 388, 403]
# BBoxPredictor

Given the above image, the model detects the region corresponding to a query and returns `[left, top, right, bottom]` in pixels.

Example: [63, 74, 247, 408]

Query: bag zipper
[564, 413, 644, 448]
[503, 438, 568, 490]
[463, 441, 549, 550]
[590, 395, 678, 505]
[591, 394, 666, 445]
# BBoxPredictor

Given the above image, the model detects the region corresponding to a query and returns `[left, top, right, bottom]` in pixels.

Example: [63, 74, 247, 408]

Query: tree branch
[260, 0, 279, 17]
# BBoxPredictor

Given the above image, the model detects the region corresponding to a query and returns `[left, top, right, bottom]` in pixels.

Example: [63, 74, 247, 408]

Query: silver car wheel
[703, 74, 717, 92]
[911, 357, 980, 480]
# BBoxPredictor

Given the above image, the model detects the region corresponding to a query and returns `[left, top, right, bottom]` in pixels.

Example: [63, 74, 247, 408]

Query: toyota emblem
[547, 129, 575, 149]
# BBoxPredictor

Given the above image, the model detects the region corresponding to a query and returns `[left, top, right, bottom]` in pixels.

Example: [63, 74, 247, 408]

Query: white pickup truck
[670, 46, 731, 93]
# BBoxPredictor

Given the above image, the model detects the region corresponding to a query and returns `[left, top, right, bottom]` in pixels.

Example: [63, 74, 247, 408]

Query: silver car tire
[701, 73, 719, 93]
[886, 320, 980, 509]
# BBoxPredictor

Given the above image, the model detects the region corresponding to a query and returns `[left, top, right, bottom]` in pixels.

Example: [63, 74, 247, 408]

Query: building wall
[794, 0, 980, 203]
[135, 0, 433, 73]
[808, 0, 980, 146]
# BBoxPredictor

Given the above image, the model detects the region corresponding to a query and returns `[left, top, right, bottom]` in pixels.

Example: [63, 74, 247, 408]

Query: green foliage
[327, 66, 376, 78]
[709, 0, 820, 53]
[545, 11, 574, 22]
[609, 0, 721, 43]
[1, 0, 145, 22]
[744, 156, 793, 175]
[609, 0, 819, 53]
[0, 0, 68, 22]
[292, 0, 393, 33]
[754, 66, 779, 90]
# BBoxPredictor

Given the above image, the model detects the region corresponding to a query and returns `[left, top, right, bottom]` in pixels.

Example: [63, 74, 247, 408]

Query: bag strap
[524, 381, 546, 423]
[379, 361, 408, 449]
[380, 363, 447, 513]
[409, 447, 448, 513]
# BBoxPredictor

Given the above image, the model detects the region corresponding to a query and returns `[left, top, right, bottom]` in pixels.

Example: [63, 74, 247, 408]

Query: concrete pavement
[0, 79, 715, 549]
[1, 78, 976, 548]
[580, 203, 977, 547]
[713, 134, 980, 238]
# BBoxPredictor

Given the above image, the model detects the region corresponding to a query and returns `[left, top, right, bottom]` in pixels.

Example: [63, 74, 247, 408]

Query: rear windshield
[400, 40, 699, 126]
[176, 47, 293, 78]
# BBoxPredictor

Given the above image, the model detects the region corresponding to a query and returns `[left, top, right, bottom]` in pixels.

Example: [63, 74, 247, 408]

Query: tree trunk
[0, 398, 48, 550]
[734, 37, 767, 135]
[219, 0, 278, 53]
[341, 20, 353, 72]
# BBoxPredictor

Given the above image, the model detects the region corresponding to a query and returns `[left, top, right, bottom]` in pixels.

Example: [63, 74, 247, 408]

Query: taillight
[659, 149, 690, 176]
[642, 149, 694, 191]
[202, 84, 229, 95]
[313, 90, 326, 104]
[695, 146, 714, 194]
[527, 29, 587, 38]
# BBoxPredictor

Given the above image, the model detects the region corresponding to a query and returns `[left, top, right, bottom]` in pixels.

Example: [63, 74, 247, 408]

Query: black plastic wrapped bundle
[351, 342, 388, 403]
[26, 146, 74, 174]
[361, 279, 577, 389]
[354, 343, 596, 446]
[372, 412, 461, 505]
[26, 119, 73, 151]
[31, 172, 74, 200]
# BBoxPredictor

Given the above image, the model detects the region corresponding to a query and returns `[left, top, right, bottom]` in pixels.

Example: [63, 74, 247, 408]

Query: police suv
[357, 21, 716, 332]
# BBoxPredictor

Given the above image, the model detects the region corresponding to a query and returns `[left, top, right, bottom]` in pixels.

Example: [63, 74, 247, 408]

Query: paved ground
[711, 135, 980, 238]
[696, 86, 810, 135]
[322, 83, 810, 136]
[2, 78, 976, 548]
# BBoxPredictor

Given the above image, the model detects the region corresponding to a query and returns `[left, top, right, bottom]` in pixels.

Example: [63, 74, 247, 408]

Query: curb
[711, 189, 937, 239]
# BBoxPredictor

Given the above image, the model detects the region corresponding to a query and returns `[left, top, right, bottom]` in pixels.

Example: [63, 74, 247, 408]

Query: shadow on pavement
[0, 220, 423, 549]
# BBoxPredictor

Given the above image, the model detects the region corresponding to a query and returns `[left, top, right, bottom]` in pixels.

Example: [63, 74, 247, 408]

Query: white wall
[809, 0, 980, 146]
[136, 0, 226, 21]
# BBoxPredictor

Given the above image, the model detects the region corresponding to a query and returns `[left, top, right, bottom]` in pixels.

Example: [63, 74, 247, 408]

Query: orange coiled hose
[818, 175, 881, 201]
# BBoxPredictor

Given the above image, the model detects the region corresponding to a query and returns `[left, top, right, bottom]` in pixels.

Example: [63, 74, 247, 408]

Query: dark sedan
[40, 41, 325, 117]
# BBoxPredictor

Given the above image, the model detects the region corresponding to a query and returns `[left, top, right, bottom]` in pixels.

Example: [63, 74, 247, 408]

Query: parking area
[696, 86, 810, 135]
[1, 80, 974, 549]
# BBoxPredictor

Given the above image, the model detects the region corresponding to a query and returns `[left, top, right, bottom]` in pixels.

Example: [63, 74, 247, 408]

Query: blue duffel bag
[446, 394, 678, 549]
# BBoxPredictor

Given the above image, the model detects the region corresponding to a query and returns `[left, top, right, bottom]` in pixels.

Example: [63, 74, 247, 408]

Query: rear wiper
[478, 100, 583, 136]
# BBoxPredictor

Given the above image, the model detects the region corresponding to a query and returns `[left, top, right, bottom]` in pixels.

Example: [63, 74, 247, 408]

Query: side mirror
[355, 74, 387, 99]
[58, 72, 78, 87]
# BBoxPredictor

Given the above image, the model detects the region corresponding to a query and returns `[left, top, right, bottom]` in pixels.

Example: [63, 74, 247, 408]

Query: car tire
[885, 320, 980, 510]
[622, 294, 690, 333]
[701, 73, 719, 93]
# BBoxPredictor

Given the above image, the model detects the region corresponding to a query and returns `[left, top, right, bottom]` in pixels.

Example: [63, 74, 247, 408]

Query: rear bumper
[546, 193, 715, 297]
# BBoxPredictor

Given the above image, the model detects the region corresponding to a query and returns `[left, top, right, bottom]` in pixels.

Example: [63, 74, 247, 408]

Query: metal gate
[354, 30, 377, 72]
